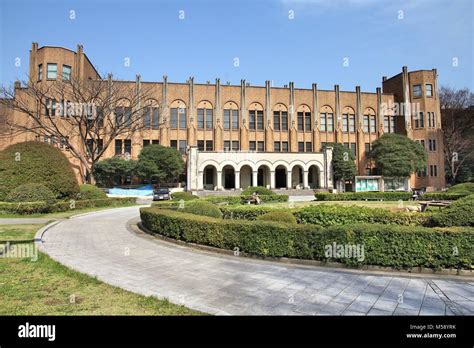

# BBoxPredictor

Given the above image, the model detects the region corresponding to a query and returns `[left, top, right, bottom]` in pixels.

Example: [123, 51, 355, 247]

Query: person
[252, 191, 261, 205]
[412, 190, 419, 201]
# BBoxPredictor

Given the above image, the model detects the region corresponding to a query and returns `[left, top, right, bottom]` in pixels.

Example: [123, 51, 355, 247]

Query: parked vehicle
[152, 188, 171, 201]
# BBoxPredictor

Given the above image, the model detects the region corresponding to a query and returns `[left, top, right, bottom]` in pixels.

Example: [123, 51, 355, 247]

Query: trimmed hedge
[421, 192, 468, 201]
[181, 200, 223, 218]
[241, 186, 274, 196]
[6, 183, 56, 205]
[0, 197, 136, 215]
[171, 191, 199, 201]
[140, 208, 473, 269]
[202, 196, 242, 205]
[241, 194, 289, 203]
[0, 141, 79, 200]
[220, 205, 276, 220]
[295, 205, 428, 227]
[78, 184, 107, 200]
[202, 194, 288, 205]
[430, 194, 474, 227]
[257, 211, 297, 224]
[315, 192, 412, 201]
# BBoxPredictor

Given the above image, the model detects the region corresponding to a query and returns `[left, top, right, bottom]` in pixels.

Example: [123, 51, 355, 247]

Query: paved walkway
[38, 206, 474, 315]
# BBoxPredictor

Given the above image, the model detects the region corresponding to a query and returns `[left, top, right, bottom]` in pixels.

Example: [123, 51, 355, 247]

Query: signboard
[355, 178, 379, 192]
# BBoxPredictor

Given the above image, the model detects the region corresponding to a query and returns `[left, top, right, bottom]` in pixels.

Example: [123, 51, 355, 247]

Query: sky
[0, 0, 472, 92]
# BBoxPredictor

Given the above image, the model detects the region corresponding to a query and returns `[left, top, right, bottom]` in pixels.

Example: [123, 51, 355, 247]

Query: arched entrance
[240, 165, 253, 189]
[308, 165, 320, 189]
[275, 165, 287, 189]
[222, 165, 235, 189]
[291, 165, 304, 189]
[257, 165, 271, 188]
[203, 165, 217, 190]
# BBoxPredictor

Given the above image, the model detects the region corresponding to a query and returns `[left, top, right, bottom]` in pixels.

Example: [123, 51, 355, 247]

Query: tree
[136, 144, 184, 184]
[439, 86, 474, 184]
[369, 134, 427, 178]
[93, 157, 137, 187]
[324, 143, 357, 182]
[0, 75, 154, 183]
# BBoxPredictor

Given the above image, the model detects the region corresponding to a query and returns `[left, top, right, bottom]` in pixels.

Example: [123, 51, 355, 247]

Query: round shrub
[431, 194, 474, 227]
[242, 186, 274, 196]
[181, 200, 223, 218]
[171, 191, 198, 201]
[447, 183, 474, 194]
[5, 183, 56, 204]
[78, 184, 107, 200]
[257, 211, 297, 224]
[0, 141, 79, 200]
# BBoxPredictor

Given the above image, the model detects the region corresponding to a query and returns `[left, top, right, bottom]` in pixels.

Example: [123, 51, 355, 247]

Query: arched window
[223, 101, 239, 130]
[363, 108, 376, 133]
[170, 100, 187, 129]
[197, 101, 213, 130]
[319, 105, 334, 132]
[115, 98, 131, 128]
[342, 107, 356, 133]
[248, 102, 264, 131]
[143, 99, 160, 130]
[297, 105, 311, 132]
[273, 103, 288, 131]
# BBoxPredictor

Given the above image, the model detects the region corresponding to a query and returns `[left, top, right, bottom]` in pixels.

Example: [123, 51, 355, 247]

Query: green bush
[202, 194, 288, 205]
[181, 200, 223, 218]
[447, 183, 474, 194]
[241, 194, 289, 203]
[257, 211, 297, 224]
[241, 186, 274, 196]
[430, 194, 474, 227]
[140, 208, 473, 269]
[421, 192, 468, 201]
[171, 191, 198, 201]
[315, 192, 412, 201]
[220, 205, 276, 220]
[5, 183, 56, 204]
[202, 196, 242, 205]
[0, 141, 79, 200]
[0, 198, 136, 215]
[78, 184, 107, 200]
[294, 204, 428, 227]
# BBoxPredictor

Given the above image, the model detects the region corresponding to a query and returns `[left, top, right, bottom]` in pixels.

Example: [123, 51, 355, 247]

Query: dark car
[153, 188, 171, 201]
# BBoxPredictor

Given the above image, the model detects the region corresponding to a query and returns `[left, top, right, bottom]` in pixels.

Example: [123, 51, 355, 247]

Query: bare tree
[439, 86, 474, 184]
[0, 75, 155, 183]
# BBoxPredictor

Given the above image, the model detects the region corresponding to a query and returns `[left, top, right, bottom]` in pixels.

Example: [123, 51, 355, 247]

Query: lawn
[264, 200, 407, 210]
[0, 224, 199, 315]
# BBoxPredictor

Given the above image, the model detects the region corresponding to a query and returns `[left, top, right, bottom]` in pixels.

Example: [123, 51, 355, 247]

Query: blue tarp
[108, 184, 154, 196]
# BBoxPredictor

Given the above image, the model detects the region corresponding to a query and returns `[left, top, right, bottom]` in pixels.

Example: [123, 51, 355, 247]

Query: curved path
[37, 206, 474, 315]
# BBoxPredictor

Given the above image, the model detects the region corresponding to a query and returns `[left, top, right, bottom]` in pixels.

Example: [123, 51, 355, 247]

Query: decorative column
[303, 170, 309, 189]
[160, 75, 170, 146]
[252, 170, 258, 188]
[235, 171, 241, 189]
[240, 79, 248, 150]
[187, 77, 196, 146]
[402, 66, 413, 139]
[289, 81, 298, 152]
[216, 170, 223, 190]
[270, 171, 276, 189]
[335, 84, 342, 143]
[356, 86, 364, 174]
[312, 83, 320, 152]
[264, 80, 273, 152]
[214, 78, 223, 150]
[286, 170, 292, 189]
[197, 171, 204, 190]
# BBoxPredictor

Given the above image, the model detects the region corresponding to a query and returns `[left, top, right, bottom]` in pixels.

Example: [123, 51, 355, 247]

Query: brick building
[0, 43, 446, 191]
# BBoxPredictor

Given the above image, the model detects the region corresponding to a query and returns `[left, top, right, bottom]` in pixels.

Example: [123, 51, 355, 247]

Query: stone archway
[222, 165, 236, 189]
[203, 165, 217, 190]
[240, 165, 253, 189]
[291, 165, 304, 189]
[275, 165, 287, 189]
[257, 165, 271, 188]
[308, 165, 320, 189]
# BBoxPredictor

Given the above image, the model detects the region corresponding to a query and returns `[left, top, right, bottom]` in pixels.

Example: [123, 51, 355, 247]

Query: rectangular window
[425, 84, 433, 97]
[224, 141, 231, 151]
[306, 142, 312, 153]
[115, 139, 122, 155]
[47, 63, 57, 80]
[124, 139, 132, 156]
[178, 140, 186, 154]
[206, 109, 213, 129]
[430, 165, 438, 177]
[143, 140, 150, 147]
[143, 107, 151, 128]
[390, 116, 396, 133]
[206, 140, 213, 151]
[274, 142, 281, 152]
[257, 141, 264, 152]
[370, 115, 376, 133]
[415, 112, 424, 129]
[350, 143, 357, 157]
[249, 110, 256, 130]
[62, 65, 71, 81]
[170, 140, 178, 149]
[124, 107, 131, 128]
[223, 109, 231, 130]
[197, 140, 205, 151]
[349, 114, 355, 132]
[152, 108, 159, 130]
[232, 110, 239, 129]
[298, 142, 305, 152]
[152, 139, 159, 145]
[327, 113, 334, 132]
[429, 139, 437, 152]
[257, 111, 264, 130]
[428, 112, 435, 128]
[342, 114, 348, 133]
[384, 116, 390, 133]
[249, 141, 256, 151]
[273, 111, 280, 131]
[197, 109, 205, 129]
[38, 64, 43, 81]
[363, 115, 369, 133]
[281, 111, 288, 130]
[282, 141, 289, 152]
[364, 143, 371, 158]
[179, 108, 187, 129]
[170, 108, 178, 129]
[51, 99, 56, 117]
[320, 113, 326, 132]
[413, 84, 422, 98]
[305, 113, 312, 131]
[297, 112, 304, 131]
[231, 141, 239, 151]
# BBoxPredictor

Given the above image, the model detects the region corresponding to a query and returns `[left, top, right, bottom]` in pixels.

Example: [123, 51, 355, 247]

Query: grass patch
[263, 200, 404, 210]
[0, 224, 199, 315]
[0, 224, 46, 241]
